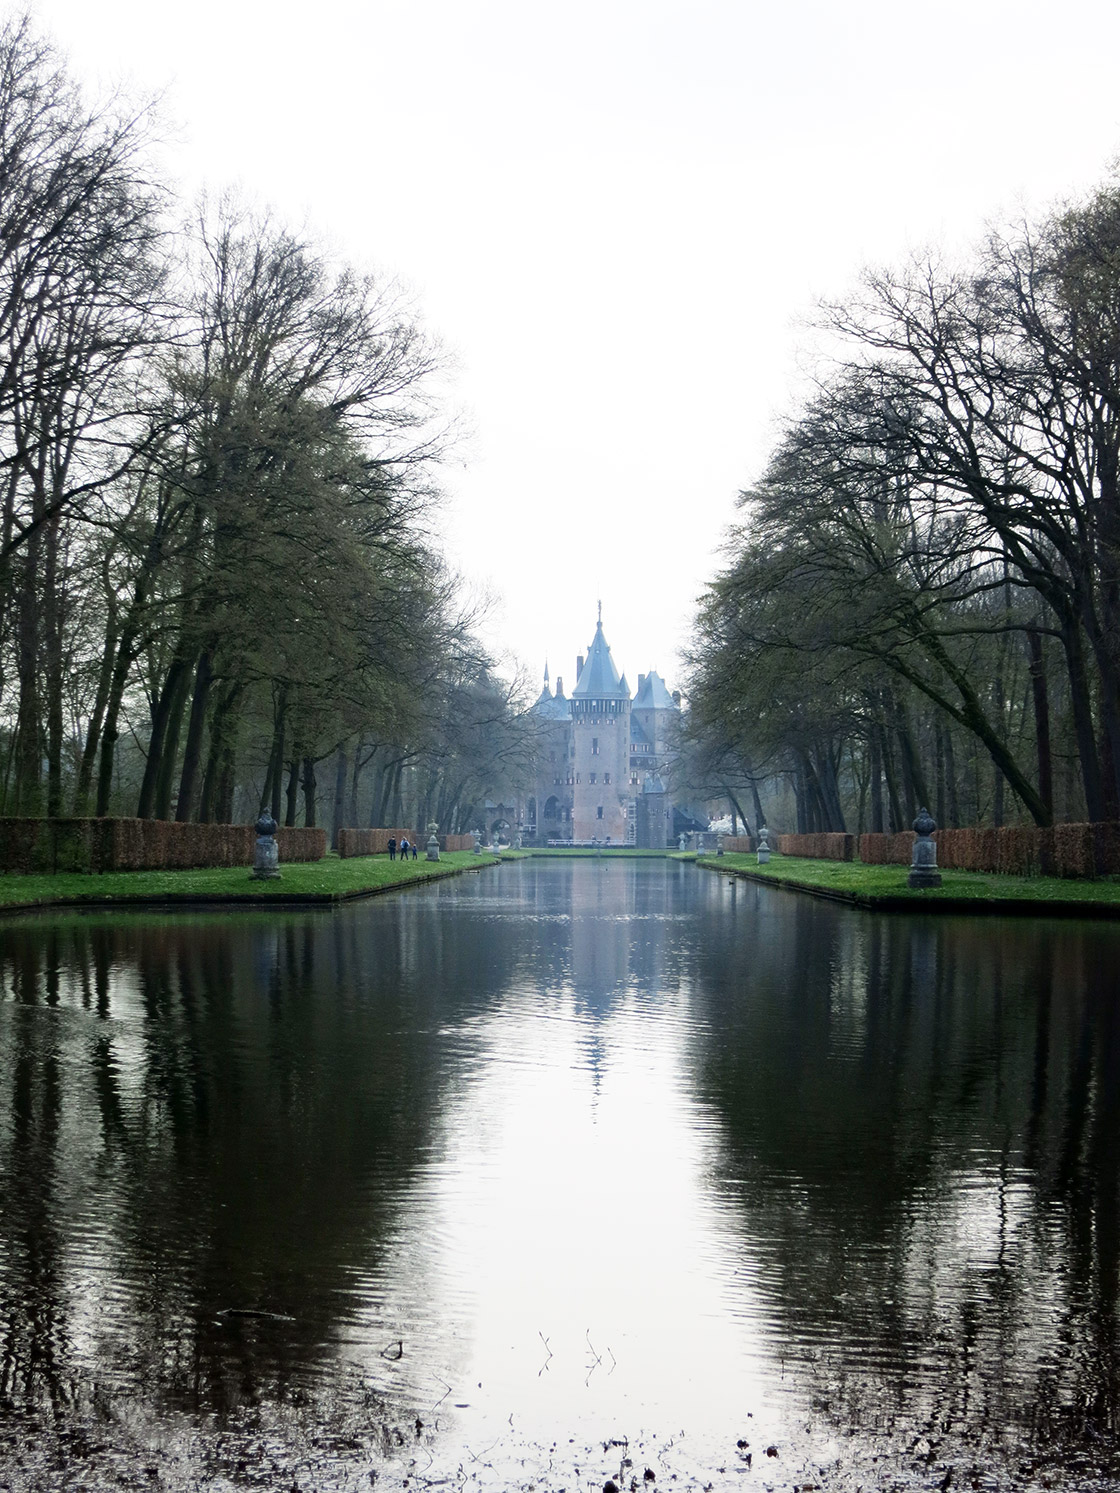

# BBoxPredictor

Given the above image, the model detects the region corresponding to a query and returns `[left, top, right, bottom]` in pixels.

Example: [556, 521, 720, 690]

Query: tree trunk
[73, 600, 118, 813]
[175, 647, 214, 823]
[869, 728, 884, 833]
[199, 682, 242, 823]
[934, 720, 946, 828]
[95, 622, 143, 817]
[13, 535, 42, 815]
[1027, 629, 1053, 818]
[284, 758, 300, 827]
[301, 755, 317, 828]
[944, 725, 960, 827]
[1061, 619, 1105, 822]
[992, 673, 1006, 828]
[137, 649, 193, 818]
[43, 514, 64, 818]
[880, 726, 905, 831]
[331, 743, 347, 850]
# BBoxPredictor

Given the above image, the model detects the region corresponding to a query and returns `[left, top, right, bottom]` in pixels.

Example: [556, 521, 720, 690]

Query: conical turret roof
[633, 670, 678, 710]
[571, 616, 629, 700]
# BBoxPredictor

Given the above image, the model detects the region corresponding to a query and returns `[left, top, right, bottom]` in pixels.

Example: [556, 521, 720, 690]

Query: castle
[527, 609, 681, 846]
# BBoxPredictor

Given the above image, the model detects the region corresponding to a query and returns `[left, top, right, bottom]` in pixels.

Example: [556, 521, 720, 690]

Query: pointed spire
[544, 658, 550, 685]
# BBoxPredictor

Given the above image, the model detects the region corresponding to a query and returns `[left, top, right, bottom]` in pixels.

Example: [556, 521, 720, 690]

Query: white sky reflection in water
[365, 984, 771, 1447]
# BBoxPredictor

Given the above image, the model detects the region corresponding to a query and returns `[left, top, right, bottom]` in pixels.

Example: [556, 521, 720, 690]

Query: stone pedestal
[250, 812, 281, 880]
[472, 831, 483, 855]
[426, 834, 440, 861]
[908, 807, 942, 888]
[756, 825, 771, 866]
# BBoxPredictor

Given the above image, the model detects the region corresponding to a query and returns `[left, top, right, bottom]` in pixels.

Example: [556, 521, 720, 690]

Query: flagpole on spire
[598, 598, 602, 624]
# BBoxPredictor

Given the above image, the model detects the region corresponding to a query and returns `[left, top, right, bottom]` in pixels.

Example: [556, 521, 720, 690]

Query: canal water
[0, 858, 1118, 1491]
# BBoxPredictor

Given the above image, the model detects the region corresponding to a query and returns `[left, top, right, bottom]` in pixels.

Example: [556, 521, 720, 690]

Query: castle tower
[570, 610, 631, 841]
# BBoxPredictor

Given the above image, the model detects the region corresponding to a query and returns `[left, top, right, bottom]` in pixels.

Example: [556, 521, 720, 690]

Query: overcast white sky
[29, 0, 1120, 695]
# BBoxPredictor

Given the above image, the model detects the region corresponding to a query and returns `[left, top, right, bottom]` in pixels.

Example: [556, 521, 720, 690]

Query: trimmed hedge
[0, 818, 326, 874]
[856, 831, 915, 866]
[721, 835, 754, 853]
[854, 824, 1120, 879]
[776, 832, 856, 861]
[338, 828, 416, 857]
[337, 828, 476, 857]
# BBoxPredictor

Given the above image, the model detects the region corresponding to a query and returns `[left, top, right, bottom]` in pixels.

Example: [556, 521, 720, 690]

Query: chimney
[638, 673, 646, 692]
[555, 676, 564, 697]
[576, 655, 584, 679]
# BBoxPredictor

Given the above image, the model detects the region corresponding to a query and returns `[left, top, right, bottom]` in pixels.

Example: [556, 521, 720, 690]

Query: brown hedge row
[442, 834, 475, 852]
[338, 828, 417, 857]
[721, 835, 755, 853]
[855, 832, 915, 866]
[0, 818, 326, 874]
[854, 824, 1120, 878]
[338, 828, 477, 857]
[776, 832, 856, 861]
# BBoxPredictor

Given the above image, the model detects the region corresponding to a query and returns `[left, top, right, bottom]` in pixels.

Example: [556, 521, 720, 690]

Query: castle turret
[570, 611, 631, 841]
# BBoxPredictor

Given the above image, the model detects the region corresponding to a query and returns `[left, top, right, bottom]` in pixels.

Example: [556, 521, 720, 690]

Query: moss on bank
[698, 851, 1120, 914]
[0, 849, 499, 914]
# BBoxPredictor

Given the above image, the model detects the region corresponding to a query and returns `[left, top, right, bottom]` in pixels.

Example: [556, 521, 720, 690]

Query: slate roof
[571, 619, 629, 699]
[532, 683, 573, 721]
[629, 715, 651, 747]
[632, 670, 678, 711]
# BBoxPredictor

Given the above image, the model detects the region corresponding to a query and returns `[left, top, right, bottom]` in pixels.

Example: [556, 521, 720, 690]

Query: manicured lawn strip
[698, 852, 1120, 914]
[0, 850, 499, 913]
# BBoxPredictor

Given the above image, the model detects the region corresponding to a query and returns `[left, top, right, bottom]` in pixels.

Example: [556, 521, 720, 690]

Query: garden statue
[426, 821, 440, 861]
[908, 807, 942, 888]
[250, 812, 281, 880]
[756, 825, 771, 865]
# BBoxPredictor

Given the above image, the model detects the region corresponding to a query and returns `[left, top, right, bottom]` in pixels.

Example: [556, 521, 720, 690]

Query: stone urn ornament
[250, 811, 281, 880]
[908, 807, 942, 888]
[472, 829, 483, 855]
[756, 824, 771, 865]
[678, 832, 687, 852]
[426, 821, 441, 862]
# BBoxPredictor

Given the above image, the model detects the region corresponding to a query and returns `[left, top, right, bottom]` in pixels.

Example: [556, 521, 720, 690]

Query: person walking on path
[388, 837, 397, 861]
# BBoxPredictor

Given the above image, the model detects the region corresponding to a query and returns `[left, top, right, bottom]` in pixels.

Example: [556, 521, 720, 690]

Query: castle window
[592, 737, 599, 755]
[589, 773, 596, 784]
[575, 773, 580, 784]
[604, 772, 610, 784]
[597, 806, 604, 819]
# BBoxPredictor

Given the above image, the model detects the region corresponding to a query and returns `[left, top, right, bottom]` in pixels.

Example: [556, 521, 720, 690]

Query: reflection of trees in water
[0, 905, 521, 1419]
[692, 879, 1120, 1446]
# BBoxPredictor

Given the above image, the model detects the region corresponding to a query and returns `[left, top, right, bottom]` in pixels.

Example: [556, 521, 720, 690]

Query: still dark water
[1, 858, 1118, 1491]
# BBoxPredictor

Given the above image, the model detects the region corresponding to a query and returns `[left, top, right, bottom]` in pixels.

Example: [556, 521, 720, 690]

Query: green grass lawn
[698, 851, 1120, 908]
[0, 849, 499, 912]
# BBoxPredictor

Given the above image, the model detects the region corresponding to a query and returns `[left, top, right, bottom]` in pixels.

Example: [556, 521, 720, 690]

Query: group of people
[387, 836, 418, 861]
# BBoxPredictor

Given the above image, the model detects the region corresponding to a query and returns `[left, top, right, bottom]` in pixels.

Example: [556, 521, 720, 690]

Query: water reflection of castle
[527, 609, 682, 846]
